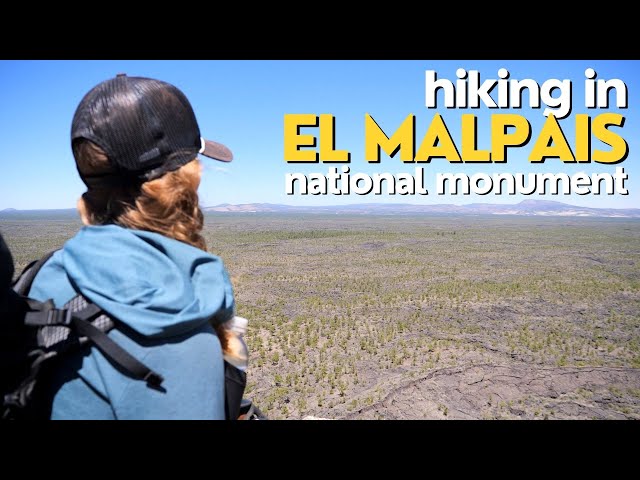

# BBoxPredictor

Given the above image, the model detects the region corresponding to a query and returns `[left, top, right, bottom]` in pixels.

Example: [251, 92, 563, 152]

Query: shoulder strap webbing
[71, 315, 164, 389]
[13, 249, 61, 296]
[11, 249, 165, 391]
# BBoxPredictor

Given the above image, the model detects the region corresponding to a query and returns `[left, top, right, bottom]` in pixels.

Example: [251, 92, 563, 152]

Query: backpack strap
[9, 250, 166, 397]
[71, 313, 164, 388]
[13, 249, 61, 297]
[10, 249, 166, 390]
[224, 361, 247, 420]
[11, 248, 69, 334]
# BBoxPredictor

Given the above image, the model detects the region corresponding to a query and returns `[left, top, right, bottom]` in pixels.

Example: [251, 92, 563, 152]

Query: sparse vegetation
[2, 213, 639, 419]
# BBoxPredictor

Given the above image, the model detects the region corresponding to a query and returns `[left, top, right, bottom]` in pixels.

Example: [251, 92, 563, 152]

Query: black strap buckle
[47, 308, 72, 326]
[25, 308, 72, 327]
[143, 371, 164, 388]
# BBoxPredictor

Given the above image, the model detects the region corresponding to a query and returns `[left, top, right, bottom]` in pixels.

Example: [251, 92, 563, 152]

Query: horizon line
[2, 199, 640, 213]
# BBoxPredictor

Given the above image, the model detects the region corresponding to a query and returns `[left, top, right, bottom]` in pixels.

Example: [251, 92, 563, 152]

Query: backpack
[0, 235, 264, 420]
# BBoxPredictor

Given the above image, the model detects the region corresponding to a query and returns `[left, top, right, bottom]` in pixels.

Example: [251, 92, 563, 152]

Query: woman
[29, 74, 236, 419]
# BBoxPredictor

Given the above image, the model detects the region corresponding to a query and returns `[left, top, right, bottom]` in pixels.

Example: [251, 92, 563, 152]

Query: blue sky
[0, 60, 637, 209]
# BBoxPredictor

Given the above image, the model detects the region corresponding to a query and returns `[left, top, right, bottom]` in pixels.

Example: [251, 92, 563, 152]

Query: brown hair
[74, 141, 236, 351]
[73, 140, 207, 251]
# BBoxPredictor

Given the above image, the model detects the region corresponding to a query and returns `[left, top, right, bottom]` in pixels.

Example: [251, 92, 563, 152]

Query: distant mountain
[2, 201, 639, 219]
[203, 203, 304, 213]
[203, 200, 640, 218]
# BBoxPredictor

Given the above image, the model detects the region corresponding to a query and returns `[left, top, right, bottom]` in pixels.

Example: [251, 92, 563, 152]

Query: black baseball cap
[71, 74, 233, 181]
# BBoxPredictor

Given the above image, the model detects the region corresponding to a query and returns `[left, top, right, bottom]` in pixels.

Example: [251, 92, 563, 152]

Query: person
[28, 74, 240, 419]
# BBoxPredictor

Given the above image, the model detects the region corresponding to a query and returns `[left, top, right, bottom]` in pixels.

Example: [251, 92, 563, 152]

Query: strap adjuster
[143, 371, 164, 388]
[25, 308, 72, 327]
[47, 308, 72, 326]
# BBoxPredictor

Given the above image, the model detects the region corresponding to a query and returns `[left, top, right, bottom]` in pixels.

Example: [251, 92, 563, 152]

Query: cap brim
[201, 138, 233, 162]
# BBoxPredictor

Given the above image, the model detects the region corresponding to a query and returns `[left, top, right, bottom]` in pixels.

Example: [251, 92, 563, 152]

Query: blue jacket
[30, 224, 234, 420]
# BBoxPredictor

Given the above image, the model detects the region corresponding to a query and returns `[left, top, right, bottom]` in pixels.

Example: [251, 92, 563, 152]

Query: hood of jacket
[60, 224, 234, 338]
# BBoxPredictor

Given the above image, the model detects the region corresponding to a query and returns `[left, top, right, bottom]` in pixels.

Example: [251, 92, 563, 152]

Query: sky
[0, 60, 638, 210]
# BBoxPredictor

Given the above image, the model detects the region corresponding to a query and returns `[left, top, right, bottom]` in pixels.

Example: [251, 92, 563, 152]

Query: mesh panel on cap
[71, 76, 202, 180]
